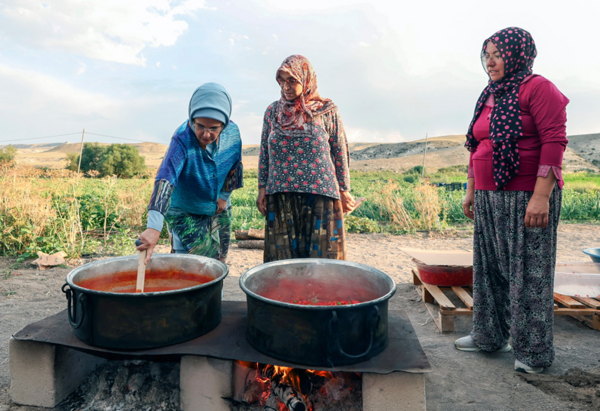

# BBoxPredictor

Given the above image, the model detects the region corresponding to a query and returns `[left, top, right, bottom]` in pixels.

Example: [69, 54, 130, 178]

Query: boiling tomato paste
[258, 277, 375, 306]
[76, 269, 214, 293]
[289, 299, 361, 306]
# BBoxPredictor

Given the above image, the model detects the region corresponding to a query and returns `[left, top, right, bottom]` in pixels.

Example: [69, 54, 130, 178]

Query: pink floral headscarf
[275, 55, 335, 130]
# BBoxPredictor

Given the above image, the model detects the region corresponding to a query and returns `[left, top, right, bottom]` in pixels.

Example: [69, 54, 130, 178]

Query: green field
[1, 167, 598, 258]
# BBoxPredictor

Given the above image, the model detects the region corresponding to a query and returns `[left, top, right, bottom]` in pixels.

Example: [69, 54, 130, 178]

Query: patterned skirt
[470, 188, 562, 368]
[264, 192, 346, 262]
[165, 207, 232, 262]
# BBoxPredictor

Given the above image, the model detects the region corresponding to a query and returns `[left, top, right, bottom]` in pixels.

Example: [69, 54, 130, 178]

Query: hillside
[6, 133, 599, 173]
[565, 133, 600, 168]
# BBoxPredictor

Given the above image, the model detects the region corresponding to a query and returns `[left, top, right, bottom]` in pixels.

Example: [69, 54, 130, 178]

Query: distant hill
[565, 133, 600, 168]
[7, 134, 599, 172]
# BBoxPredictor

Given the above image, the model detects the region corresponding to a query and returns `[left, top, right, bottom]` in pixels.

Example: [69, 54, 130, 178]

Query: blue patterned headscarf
[465, 27, 537, 190]
[188, 83, 232, 128]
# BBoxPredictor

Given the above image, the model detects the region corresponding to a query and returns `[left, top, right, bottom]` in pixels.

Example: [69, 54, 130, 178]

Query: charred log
[237, 240, 265, 249]
[262, 368, 309, 411]
[234, 229, 265, 241]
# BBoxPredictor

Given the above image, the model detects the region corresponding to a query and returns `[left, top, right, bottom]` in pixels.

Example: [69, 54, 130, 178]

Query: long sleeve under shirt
[146, 120, 242, 232]
[467, 75, 569, 191]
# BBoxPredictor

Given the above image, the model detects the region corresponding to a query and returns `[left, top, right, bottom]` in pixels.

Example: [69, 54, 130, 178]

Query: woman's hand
[215, 198, 227, 214]
[340, 191, 356, 214]
[136, 228, 161, 264]
[462, 177, 475, 220]
[525, 194, 550, 228]
[256, 188, 267, 216]
[462, 191, 475, 220]
[525, 172, 556, 228]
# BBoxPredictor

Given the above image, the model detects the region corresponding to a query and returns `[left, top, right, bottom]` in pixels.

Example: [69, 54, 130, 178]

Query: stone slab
[363, 371, 426, 411]
[180, 356, 232, 411]
[9, 338, 105, 408]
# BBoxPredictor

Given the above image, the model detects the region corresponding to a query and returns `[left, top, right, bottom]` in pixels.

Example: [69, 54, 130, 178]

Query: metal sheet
[12, 301, 431, 374]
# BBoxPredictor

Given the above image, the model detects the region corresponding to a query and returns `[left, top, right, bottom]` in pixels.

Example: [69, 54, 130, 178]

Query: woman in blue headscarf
[136, 83, 243, 263]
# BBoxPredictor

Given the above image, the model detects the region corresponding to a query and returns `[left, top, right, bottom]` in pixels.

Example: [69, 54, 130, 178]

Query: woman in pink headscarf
[256, 55, 355, 262]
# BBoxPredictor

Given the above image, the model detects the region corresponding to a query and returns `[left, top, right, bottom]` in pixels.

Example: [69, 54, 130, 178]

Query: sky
[1, 0, 599, 146]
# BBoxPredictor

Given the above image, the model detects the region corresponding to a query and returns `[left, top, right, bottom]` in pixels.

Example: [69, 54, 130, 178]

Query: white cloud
[0, 62, 118, 127]
[156, 61, 161, 68]
[0, 0, 208, 65]
[358, 42, 370, 47]
[76, 62, 87, 76]
[345, 127, 407, 143]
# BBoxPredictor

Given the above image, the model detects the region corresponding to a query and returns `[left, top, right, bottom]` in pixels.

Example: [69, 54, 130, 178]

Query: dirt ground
[1, 223, 600, 410]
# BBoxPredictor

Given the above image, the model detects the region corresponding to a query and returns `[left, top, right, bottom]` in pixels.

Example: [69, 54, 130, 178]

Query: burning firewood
[263, 367, 310, 411]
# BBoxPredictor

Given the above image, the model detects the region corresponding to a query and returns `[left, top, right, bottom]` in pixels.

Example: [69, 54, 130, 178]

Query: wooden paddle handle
[135, 239, 147, 293]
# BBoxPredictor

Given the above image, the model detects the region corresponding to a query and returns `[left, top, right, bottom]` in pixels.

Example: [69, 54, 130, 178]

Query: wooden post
[421, 133, 428, 178]
[77, 128, 85, 175]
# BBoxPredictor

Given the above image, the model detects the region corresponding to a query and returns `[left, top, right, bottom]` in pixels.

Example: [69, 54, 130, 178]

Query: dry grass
[413, 184, 443, 230]
[372, 183, 415, 232]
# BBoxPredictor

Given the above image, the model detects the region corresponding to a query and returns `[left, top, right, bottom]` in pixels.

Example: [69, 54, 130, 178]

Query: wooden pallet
[412, 269, 600, 333]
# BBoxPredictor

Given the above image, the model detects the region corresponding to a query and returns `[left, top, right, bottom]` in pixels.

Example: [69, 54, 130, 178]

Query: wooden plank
[554, 293, 585, 308]
[412, 269, 422, 286]
[554, 308, 599, 315]
[420, 285, 435, 304]
[452, 286, 473, 309]
[439, 311, 455, 333]
[422, 283, 455, 310]
[440, 308, 473, 316]
[572, 296, 600, 309]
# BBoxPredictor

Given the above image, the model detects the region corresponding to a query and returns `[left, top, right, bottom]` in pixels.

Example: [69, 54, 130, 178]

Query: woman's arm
[256, 106, 272, 216]
[525, 79, 569, 228]
[137, 137, 186, 262]
[525, 172, 556, 228]
[463, 153, 475, 220]
[326, 110, 354, 213]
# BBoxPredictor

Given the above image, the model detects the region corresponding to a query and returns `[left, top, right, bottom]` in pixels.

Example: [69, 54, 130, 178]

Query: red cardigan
[468, 75, 569, 191]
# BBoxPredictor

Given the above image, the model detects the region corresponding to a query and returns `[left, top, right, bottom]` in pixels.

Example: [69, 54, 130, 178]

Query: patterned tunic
[258, 101, 350, 200]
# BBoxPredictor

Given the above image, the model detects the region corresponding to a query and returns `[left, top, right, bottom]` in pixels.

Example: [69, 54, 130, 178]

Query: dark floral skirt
[470, 187, 562, 368]
[165, 207, 232, 262]
[264, 192, 346, 262]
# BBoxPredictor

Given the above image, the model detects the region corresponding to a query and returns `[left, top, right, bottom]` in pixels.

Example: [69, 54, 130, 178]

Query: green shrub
[66, 143, 146, 178]
[0, 145, 17, 165]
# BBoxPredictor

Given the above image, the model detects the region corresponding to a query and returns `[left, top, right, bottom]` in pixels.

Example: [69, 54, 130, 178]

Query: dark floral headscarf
[275, 55, 336, 130]
[465, 27, 537, 190]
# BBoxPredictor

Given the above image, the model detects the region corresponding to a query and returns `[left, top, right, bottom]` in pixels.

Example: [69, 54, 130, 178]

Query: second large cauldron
[239, 259, 397, 367]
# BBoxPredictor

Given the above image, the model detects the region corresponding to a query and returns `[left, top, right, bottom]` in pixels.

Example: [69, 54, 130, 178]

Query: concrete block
[9, 338, 106, 408]
[362, 371, 426, 411]
[180, 356, 232, 411]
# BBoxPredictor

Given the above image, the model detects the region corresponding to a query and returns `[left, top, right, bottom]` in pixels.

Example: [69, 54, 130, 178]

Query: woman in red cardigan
[455, 27, 569, 375]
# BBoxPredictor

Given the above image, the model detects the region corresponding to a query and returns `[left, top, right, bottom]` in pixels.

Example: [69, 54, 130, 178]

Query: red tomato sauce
[76, 270, 214, 293]
[289, 299, 362, 306]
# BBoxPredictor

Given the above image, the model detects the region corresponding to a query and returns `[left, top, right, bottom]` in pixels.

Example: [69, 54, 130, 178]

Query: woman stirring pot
[456, 28, 569, 374]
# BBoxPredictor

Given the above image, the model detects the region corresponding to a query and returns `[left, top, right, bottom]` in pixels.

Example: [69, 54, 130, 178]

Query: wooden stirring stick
[135, 239, 147, 293]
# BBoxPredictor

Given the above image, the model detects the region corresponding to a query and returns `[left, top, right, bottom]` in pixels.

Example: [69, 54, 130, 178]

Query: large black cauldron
[240, 259, 397, 367]
[62, 254, 228, 350]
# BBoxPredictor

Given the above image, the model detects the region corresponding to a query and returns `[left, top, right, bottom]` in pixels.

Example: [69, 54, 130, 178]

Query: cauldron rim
[66, 253, 229, 296]
[239, 258, 397, 310]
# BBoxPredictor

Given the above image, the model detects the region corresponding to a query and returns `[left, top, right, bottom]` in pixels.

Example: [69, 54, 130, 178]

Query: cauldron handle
[62, 283, 86, 329]
[327, 305, 380, 362]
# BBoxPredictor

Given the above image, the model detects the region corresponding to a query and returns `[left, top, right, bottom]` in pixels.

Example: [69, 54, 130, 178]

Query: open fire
[230, 361, 362, 411]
